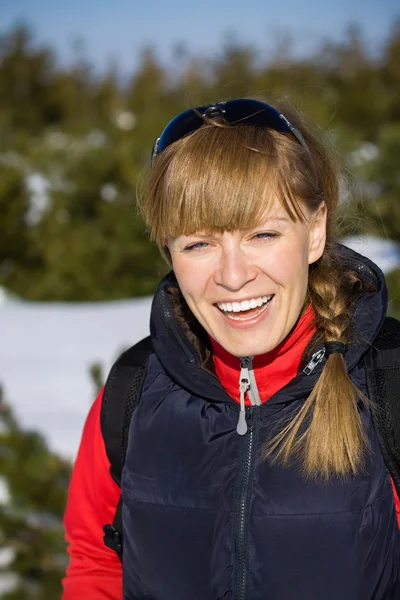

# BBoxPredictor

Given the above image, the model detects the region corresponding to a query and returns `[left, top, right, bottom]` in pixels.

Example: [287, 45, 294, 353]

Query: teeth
[217, 295, 272, 313]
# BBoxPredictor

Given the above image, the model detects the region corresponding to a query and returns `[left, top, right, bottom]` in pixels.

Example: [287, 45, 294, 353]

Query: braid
[265, 246, 370, 480]
[308, 249, 352, 344]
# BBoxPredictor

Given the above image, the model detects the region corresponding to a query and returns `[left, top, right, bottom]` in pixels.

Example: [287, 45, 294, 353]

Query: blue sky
[1, 0, 399, 73]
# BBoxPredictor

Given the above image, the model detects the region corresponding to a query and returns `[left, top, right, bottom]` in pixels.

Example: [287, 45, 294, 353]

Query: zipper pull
[303, 349, 325, 375]
[237, 378, 249, 435]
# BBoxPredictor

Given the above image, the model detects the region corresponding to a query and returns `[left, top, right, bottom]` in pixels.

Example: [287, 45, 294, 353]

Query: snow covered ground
[1, 296, 152, 459]
[1, 235, 400, 461]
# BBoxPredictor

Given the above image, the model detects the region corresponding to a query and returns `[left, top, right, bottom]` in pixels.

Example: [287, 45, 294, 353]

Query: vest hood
[149, 244, 388, 406]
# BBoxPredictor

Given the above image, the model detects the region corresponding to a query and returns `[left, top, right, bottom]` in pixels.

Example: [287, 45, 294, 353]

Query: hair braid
[265, 246, 370, 480]
[308, 250, 352, 344]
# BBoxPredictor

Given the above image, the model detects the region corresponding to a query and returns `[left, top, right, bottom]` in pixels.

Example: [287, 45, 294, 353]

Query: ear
[308, 202, 327, 265]
[162, 240, 173, 266]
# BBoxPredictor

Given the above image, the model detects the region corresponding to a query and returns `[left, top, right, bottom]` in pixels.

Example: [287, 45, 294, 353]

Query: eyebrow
[186, 217, 290, 237]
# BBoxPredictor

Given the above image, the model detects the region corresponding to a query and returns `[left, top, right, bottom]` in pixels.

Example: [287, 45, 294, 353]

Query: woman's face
[168, 201, 327, 357]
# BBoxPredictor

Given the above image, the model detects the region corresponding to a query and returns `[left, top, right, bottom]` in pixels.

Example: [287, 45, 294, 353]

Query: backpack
[101, 317, 400, 559]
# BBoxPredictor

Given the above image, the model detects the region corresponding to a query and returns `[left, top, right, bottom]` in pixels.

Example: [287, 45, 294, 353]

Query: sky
[1, 0, 399, 74]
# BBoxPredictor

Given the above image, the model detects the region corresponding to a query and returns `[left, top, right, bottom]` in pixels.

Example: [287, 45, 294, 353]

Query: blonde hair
[138, 104, 371, 480]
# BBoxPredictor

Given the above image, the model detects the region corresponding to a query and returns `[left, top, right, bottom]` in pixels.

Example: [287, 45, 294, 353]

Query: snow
[343, 235, 400, 275]
[1, 235, 399, 462]
[1, 297, 152, 460]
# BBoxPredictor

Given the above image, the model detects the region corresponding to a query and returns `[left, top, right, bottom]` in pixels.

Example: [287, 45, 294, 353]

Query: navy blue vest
[121, 250, 400, 599]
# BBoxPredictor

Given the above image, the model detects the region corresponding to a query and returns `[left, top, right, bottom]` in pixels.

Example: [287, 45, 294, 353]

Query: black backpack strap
[100, 335, 153, 559]
[365, 317, 400, 498]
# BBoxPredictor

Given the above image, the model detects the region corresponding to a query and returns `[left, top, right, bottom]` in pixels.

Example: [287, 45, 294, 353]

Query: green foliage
[0, 22, 400, 301]
[361, 125, 400, 241]
[89, 362, 104, 396]
[385, 268, 400, 316]
[351, 122, 400, 309]
[0, 385, 71, 599]
[0, 165, 30, 274]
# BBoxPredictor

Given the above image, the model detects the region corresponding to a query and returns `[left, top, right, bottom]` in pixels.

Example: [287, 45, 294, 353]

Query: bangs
[145, 124, 309, 245]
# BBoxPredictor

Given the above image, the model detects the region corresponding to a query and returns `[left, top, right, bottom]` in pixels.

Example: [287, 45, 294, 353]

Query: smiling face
[168, 201, 327, 357]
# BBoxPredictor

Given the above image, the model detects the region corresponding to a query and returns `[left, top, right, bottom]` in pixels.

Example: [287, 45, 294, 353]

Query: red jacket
[63, 391, 122, 599]
[63, 308, 400, 599]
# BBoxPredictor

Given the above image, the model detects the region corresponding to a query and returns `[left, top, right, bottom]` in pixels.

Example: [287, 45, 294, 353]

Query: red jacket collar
[210, 305, 316, 404]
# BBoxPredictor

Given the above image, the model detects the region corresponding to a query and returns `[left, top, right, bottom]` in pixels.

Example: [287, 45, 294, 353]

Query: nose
[214, 245, 257, 291]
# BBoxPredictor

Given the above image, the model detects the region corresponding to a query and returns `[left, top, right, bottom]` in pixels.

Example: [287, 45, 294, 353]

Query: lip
[216, 296, 274, 329]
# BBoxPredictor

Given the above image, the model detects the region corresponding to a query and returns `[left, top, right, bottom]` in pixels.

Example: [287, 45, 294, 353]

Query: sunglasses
[151, 98, 309, 164]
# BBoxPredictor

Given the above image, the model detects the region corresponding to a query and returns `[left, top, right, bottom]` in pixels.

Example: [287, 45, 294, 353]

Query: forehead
[170, 210, 302, 244]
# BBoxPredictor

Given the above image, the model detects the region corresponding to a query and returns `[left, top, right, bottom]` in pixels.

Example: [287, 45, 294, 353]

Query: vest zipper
[234, 357, 260, 599]
[303, 348, 325, 375]
[234, 406, 257, 600]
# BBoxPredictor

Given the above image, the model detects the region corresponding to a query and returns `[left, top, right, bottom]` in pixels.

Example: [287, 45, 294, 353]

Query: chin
[236, 346, 275, 358]
[219, 337, 279, 358]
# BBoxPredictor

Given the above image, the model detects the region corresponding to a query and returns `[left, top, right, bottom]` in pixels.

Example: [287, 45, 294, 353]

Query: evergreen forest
[1, 23, 400, 303]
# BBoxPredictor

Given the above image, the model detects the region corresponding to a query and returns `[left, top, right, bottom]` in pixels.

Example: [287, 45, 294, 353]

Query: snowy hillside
[1, 235, 400, 462]
[1, 296, 152, 459]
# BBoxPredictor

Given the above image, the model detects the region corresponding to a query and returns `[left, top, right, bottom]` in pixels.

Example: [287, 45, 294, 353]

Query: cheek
[260, 242, 309, 288]
[171, 255, 210, 302]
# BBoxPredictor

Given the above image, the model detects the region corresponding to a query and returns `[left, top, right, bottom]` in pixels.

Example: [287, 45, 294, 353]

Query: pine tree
[0, 385, 71, 599]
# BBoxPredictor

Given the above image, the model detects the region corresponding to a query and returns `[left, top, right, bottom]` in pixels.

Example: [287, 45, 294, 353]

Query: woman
[63, 99, 400, 599]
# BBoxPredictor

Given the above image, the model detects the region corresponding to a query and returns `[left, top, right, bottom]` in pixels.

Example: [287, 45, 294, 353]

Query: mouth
[215, 295, 274, 322]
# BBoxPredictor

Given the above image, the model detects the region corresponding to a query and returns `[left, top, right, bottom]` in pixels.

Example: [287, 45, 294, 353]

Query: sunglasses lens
[157, 105, 211, 154]
[223, 99, 288, 132]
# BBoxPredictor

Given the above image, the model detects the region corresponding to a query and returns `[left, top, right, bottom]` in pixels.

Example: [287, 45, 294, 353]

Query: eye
[183, 241, 210, 252]
[252, 232, 279, 242]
